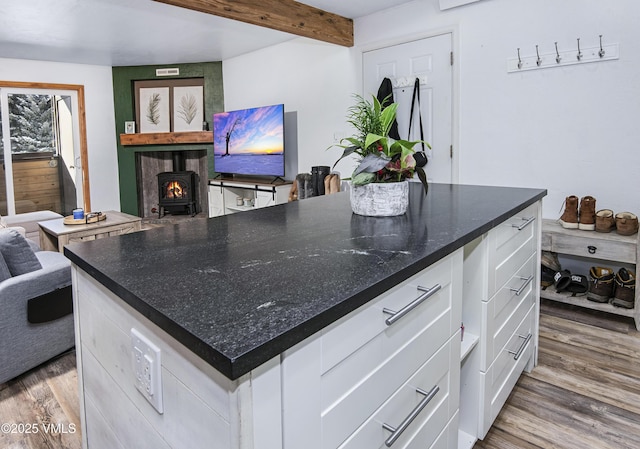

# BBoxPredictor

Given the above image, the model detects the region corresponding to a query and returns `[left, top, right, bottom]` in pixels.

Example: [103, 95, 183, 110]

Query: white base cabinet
[208, 179, 291, 217]
[458, 201, 541, 447]
[71, 201, 542, 449]
[282, 250, 463, 449]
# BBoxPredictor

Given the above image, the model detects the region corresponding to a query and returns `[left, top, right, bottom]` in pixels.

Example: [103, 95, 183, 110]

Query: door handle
[382, 385, 440, 447]
[508, 333, 532, 360]
[512, 216, 535, 231]
[383, 284, 441, 326]
[510, 275, 534, 296]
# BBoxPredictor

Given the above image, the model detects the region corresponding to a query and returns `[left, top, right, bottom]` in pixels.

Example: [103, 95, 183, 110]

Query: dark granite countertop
[64, 183, 546, 380]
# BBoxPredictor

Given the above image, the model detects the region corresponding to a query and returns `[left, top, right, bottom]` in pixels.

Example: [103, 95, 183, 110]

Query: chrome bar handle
[512, 216, 535, 231]
[383, 284, 442, 326]
[382, 385, 440, 447]
[510, 275, 534, 296]
[508, 333, 532, 360]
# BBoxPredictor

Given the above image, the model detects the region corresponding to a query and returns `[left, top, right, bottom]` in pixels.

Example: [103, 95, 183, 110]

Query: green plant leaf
[364, 133, 387, 152]
[352, 172, 376, 186]
[379, 103, 398, 136]
[353, 152, 391, 176]
[331, 145, 359, 169]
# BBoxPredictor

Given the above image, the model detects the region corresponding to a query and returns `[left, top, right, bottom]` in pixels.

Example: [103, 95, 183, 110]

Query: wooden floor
[0, 299, 638, 449]
[475, 300, 640, 449]
[0, 349, 81, 449]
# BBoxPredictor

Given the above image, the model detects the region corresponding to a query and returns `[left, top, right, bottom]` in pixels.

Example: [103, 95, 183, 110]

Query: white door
[363, 33, 454, 183]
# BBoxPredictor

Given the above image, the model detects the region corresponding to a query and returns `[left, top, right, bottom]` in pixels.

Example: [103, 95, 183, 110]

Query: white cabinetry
[73, 249, 464, 449]
[72, 201, 542, 449]
[282, 249, 463, 449]
[208, 178, 291, 217]
[459, 202, 541, 448]
[541, 219, 640, 329]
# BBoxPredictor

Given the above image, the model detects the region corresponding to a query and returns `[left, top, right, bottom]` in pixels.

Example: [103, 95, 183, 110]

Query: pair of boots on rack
[588, 266, 636, 309]
[559, 195, 596, 230]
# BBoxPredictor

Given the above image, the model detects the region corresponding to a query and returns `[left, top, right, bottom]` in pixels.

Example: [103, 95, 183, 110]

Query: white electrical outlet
[131, 328, 163, 413]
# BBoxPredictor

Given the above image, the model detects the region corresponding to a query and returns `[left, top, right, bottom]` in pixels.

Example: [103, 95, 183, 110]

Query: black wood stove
[157, 152, 199, 217]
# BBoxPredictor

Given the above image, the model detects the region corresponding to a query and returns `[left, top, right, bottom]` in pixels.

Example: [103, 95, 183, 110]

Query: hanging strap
[408, 77, 426, 153]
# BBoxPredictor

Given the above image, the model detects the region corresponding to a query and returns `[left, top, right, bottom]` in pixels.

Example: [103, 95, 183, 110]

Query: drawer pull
[508, 333, 532, 360]
[512, 216, 535, 231]
[383, 284, 442, 326]
[510, 275, 534, 296]
[382, 385, 440, 447]
[588, 245, 597, 254]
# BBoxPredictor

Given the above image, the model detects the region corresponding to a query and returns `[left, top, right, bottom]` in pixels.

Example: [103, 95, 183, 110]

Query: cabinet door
[208, 185, 225, 217]
[255, 190, 276, 208]
[282, 250, 463, 449]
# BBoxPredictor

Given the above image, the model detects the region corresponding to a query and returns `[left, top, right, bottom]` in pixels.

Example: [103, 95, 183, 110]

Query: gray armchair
[0, 210, 63, 244]
[0, 228, 74, 384]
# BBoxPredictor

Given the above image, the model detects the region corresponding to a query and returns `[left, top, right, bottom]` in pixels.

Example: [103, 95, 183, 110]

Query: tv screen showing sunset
[213, 104, 285, 177]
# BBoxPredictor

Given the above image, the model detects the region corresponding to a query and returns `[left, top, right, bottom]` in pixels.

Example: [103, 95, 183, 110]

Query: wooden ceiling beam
[153, 0, 354, 47]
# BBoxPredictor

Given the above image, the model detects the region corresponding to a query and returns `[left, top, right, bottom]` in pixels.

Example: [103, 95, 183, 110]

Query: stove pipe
[172, 152, 185, 172]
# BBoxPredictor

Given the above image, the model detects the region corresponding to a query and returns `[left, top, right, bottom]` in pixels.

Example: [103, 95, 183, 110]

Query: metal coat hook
[535, 45, 542, 66]
[599, 35, 605, 58]
[555, 42, 561, 64]
[577, 38, 583, 61]
[517, 48, 522, 69]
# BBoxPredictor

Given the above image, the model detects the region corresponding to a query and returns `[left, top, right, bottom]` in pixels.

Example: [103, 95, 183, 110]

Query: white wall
[222, 39, 361, 180]
[0, 58, 121, 212]
[357, 0, 640, 219]
[224, 0, 640, 219]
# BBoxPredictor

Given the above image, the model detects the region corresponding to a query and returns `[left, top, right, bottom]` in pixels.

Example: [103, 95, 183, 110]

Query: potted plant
[332, 94, 429, 216]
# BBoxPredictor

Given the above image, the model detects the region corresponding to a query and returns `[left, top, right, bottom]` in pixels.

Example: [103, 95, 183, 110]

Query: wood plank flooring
[475, 299, 640, 449]
[0, 299, 638, 449]
[0, 349, 80, 449]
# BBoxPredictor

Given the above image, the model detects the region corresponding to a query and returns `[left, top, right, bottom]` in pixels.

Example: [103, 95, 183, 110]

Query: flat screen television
[213, 104, 285, 178]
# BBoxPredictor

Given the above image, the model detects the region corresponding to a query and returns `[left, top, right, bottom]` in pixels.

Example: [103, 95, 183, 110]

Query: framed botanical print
[134, 78, 204, 133]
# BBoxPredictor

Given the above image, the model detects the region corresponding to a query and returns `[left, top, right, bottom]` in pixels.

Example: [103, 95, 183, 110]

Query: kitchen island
[65, 183, 546, 449]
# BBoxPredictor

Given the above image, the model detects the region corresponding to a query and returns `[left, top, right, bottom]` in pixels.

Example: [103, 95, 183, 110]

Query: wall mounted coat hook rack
[577, 38, 583, 61]
[507, 37, 619, 73]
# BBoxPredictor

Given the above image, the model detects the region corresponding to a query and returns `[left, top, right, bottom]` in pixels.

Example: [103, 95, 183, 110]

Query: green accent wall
[112, 62, 224, 215]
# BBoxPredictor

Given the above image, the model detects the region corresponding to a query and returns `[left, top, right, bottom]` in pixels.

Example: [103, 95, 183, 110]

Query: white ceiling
[0, 0, 413, 67]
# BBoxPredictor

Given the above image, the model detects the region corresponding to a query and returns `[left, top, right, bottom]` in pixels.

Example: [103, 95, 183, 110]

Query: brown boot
[324, 174, 333, 195]
[615, 212, 639, 236]
[595, 209, 615, 233]
[578, 196, 596, 230]
[559, 195, 579, 229]
[611, 267, 636, 309]
[329, 173, 340, 194]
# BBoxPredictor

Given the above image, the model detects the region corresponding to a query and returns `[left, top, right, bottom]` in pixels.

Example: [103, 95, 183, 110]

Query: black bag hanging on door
[376, 77, 401, 140]
[408, 77, 428, 168]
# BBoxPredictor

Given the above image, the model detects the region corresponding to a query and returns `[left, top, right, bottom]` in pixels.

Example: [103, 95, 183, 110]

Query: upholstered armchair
[0, 210, 63, 244]
[0, 228, 74, 384]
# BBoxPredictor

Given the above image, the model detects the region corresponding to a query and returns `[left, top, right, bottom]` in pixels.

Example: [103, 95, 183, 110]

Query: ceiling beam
[153, 0, 354, 47]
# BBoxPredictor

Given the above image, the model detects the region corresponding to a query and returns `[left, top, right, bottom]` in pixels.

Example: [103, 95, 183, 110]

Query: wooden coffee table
[38, 210, 142, 252]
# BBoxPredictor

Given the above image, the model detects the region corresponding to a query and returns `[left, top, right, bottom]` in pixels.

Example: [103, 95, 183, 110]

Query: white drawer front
[480, 254, 536, 371]
[335, 337, 457, 449]
[479, 305, 535, 437]
[321, 251, 460, 375]
[488, 203, 538, 296]
[321, 259, 460, 449]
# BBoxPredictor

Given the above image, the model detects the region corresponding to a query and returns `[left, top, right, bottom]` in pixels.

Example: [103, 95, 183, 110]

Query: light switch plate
[131, 328, 163, 413]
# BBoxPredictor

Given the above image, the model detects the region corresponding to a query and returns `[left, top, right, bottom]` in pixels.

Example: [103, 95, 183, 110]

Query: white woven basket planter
[350, 181, 409, 217]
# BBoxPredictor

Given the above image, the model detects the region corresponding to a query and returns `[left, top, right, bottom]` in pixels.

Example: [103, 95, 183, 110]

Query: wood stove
[157, 152, 199, 217]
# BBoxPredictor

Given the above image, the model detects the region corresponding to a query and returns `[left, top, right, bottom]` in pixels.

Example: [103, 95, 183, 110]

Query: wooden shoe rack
[541, 219, 640, 329]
